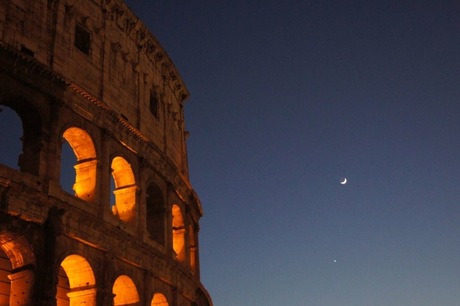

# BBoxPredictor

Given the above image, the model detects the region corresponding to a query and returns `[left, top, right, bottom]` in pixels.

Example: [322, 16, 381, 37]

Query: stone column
[8, 269, 34, 305]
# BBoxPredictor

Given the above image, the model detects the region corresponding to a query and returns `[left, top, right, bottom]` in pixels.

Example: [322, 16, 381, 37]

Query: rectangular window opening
[75, 24, 91, 54]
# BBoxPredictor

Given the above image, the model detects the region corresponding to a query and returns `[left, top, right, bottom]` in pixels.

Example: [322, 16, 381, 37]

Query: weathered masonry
[0, 0, 212, 305]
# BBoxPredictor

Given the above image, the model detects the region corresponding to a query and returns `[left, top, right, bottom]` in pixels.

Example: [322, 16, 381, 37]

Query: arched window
[151, 292, 168, 306]
[146, 183, 165, 245]
[0, 235, 35, 305]
[0, 100, 42, 174]
[111, 157, 137, 222]
[0, 248, 12, 305]
[58, 254, 96, 306]
[57, 265, 70, 305]
[113, 275, 140, 306]
[61, 139, 76, 195]
[0, 105, 22, 169]
[62, 127, 97, 202]
[172, 204, 186, 263]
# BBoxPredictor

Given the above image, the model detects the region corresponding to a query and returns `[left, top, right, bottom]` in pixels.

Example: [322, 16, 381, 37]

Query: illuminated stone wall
[0, 0, 211, 305]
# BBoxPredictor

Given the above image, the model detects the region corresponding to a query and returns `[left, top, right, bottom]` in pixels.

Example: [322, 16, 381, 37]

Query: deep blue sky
[123, 1, 460, 305]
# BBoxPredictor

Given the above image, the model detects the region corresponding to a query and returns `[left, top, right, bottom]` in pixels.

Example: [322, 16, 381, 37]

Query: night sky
[123, 1, 460, 305]
[2, 1, 460, 305]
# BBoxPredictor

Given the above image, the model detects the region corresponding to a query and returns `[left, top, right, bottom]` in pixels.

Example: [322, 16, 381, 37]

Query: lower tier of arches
[0, 213, 211, 306]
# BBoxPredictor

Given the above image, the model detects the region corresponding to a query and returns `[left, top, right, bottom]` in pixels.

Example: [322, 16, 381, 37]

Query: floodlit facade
[0, 0, 212, 305]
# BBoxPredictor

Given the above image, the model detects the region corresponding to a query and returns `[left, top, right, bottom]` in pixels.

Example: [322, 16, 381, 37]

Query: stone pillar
[8, 269, 34, 305]
[98, 131, 113, 219]
[73, 159, 97, 201]
[113, 185, 137, 222]
[173, 227, 186, 263]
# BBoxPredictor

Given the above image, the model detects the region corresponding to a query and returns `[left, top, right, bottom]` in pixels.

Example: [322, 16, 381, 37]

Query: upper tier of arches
[0, 0, 190, 175]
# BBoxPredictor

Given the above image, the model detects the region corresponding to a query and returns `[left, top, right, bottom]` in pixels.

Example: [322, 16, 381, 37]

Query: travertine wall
[0, 0, 189, 169]
[0, 0, 211, 305]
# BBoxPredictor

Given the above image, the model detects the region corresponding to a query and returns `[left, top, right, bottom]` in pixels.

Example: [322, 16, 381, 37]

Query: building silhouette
[0, 0, 212, 305]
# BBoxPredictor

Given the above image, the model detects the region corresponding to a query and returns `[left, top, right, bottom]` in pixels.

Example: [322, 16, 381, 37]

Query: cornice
[103, 0, 190, 104]
[0, 44, 202, 215]
[0, 42, 67, 88]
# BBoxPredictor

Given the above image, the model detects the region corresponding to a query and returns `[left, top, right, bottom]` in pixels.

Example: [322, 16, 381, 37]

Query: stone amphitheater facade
[0, 0, 212, 305]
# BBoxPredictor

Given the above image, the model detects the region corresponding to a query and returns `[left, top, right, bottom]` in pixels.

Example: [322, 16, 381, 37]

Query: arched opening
[57, 254, 96, 306]
[111, 157, 137, 222]
[172, 205, 186, 263]
[146, 183, 165, 245]
[0, 248, 12, 304]
[0, 99, 42, 175]
[113, 275, 140, 306]
[0, 234, 36, 305]
[60, 139, 76, 195]
[0, 105, 22, 170]
[62, 127, 97, 202]
[189, 225, 198, 275]
[151, 292, 168, 306]
[57, 266, 70, 305]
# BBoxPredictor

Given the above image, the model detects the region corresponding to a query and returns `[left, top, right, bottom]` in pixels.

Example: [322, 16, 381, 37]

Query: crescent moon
[340, 178, 347, 185]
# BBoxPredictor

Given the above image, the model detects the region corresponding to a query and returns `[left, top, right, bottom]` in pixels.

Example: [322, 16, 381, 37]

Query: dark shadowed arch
[146, 183, 165, 245]
[0, 99, 42, 175]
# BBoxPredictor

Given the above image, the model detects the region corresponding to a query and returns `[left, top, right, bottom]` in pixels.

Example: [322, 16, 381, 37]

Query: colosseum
[0, 0, 212, 305]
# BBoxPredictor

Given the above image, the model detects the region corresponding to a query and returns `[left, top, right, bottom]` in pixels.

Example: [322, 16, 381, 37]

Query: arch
[0, 105, 22, 169]
[58, 254, 96, 306]
[172, 204, 186, 262]
[0, 248, 12, 305]
[0, 233, 36, 305]
[0, 100, 42, 175]
[57, 266, 70, 305]
[0, 237, 35, 270]
[62, 127, 97, 202]
[151, 292, 168, 306]
[112, 275, 140, 306]
[111, 157, 137, 222]
[146, 183, 165, 245]
[56, 254, 96, 306]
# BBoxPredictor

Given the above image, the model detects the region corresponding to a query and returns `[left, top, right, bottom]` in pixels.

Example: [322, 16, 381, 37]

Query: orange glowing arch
[113, 275, 140, 306]
[0, 234, 36, 305]
[172, 204, 186, 263]
[58, 254, 96, 306]
[111, 157, 137, 222]
[62, 127, 97, 202]
[151, 292, 168, 306]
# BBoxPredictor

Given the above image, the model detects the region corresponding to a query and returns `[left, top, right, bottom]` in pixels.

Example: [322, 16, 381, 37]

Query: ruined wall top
[0, 0, 190, 172]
